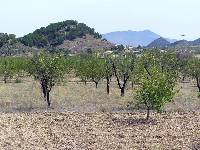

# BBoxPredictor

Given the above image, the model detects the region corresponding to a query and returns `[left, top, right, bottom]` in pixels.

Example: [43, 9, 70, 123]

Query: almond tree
[28, 53, 66, 107]
[176, 51, 193, 82]
[112, 54, 135, 96]
[0, 57, 15, 83]
[104, 56, 113, 94]
[74, 55, 90, 85]
[74, 54, 106, 88]
[86, 55, 105, 88]
[135, 66, 176, 120]
[134, 51, 177, 120]
[187, 57, 200, 92]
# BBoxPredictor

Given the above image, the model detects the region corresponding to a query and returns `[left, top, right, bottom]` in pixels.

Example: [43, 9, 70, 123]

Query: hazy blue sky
[0, 0, 199, 40]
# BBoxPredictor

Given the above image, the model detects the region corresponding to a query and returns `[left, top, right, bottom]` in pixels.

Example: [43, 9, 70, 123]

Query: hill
[57, 34, 113, 54]
[0, 33, 17, 48]
[0, 33, 38, 56]
[147, 37, 170, 48]
[0, 20, 112, 54]
[103, 30, 176, 46]
[170, 38, 200, 47]
[19, 20, 102, 48]
[191, 38, 200, 46]
[170, 40, 191, 47]
[0, 42, 38, 56]
[146, 38, 200, 48]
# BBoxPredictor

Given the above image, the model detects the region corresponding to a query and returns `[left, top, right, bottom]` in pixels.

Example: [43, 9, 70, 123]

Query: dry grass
[0, 77, 200, 113]
[0, 77, 133, 112]
[166, 79, 200, 112]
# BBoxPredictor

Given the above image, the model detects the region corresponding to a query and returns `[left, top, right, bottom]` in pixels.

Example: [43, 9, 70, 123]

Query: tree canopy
[0, 33, 17, 48]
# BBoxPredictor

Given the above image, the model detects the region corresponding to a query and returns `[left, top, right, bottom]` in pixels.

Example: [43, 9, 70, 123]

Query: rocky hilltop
[147, 37, 170, 48]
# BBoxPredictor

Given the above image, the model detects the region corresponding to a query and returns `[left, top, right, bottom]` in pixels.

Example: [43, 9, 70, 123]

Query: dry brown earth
[0, 112, 199, 150]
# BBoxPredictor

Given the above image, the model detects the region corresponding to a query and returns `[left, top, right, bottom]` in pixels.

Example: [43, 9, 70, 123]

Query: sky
[0, 0, 200, 40]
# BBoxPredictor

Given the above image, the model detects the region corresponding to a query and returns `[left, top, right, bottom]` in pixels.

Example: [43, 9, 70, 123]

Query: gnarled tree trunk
[146, 107, 150, 120]
[196, 77, 200, 92]
[95, 81, 98, 88]
[106, 76, 110, 95]
[46, 90, 51, 107]
[120, 87, 125, 97]
[40, 79, 52, 107]
[3, 76, 7, 84]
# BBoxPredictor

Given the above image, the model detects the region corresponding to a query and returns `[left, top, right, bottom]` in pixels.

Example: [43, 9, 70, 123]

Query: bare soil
[0, 112, 199, 150]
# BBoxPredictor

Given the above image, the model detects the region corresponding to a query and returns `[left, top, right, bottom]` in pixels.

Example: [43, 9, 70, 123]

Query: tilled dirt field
[0, 112, 199, 150]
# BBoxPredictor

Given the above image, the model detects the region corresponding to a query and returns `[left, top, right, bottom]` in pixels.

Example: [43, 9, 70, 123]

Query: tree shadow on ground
[111, 117, 157, 126]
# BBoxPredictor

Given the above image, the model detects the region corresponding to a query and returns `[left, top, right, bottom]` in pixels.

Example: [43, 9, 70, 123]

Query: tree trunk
[41, 80, 47, 99]
[121, 87, 125, 97]
[95, 82, 98, 88]
[46, 91, 51, 107]
[84, 81, 87, 85]
[196, 77, 200, 92]
[41, 84, 47, 98]
[161, 65, 164, 73]
[131, 81, 134, 88]
[4, 76, 7, 84]
[146, 107, 150, 120]
[106, 76, 110, 95]
[182, 76, 185, 82]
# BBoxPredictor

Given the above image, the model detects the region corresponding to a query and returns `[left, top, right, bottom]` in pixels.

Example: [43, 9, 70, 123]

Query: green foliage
[29, 53, 66, 80]
[177, 54, 192, 81]
[87, 55, 106, 88]
[134, 51, 177, 119]
[187, 57, 200, 92]
[0, 57, 28, 83]
[135, 67, 175, 110]
[74, 55, 90, 83]
[19, 20, 102, 48]
[104, 56, 113, 78]
[28, 53, 66, 106]
[135, 50, 178, 85]
[0, 57, 15, 83]
[112, 54, 135, 77]
[73, 53, 113, 93]
[0, 33, 17, 48]
[74, 54, 106, 87]
[187, 57, 200, 78]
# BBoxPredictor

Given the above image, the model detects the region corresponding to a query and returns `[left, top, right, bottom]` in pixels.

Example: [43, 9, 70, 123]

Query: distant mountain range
[102, 30, 177, 46]
[147, 38, 200, 48]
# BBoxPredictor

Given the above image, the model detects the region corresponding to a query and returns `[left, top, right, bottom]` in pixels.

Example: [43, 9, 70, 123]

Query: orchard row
[0, 50, 198, 119]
